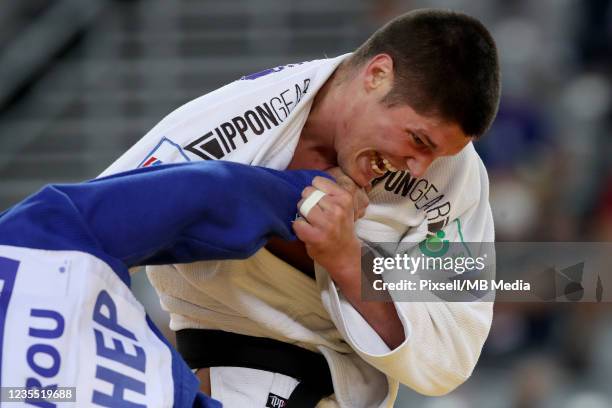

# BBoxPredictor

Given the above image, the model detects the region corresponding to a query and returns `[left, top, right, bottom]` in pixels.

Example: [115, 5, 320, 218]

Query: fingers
[293, 217, 323, 246]
[297, 194, 332, 231]
[312, 176, 345, 195]
[306, 176, 369, 221]
[301, 186, 319, 199]
[294, 168, 365, 273]
[299, 188, 335, 213]
[298, 189, 326, 218]
[319, 177, 369, 220]
[323, 167, 360, 193]
[304, 180, 351, 212]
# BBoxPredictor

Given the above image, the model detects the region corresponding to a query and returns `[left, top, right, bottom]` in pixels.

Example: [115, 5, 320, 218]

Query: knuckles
[329, 204, 346, 220]
[335, 190, 354, 209]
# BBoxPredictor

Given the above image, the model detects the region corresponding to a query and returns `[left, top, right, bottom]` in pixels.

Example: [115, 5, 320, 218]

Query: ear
[363, 54, 394, 94]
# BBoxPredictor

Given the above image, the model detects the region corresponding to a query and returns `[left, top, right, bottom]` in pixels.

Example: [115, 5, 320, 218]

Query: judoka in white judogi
[101, 54, 495, 408]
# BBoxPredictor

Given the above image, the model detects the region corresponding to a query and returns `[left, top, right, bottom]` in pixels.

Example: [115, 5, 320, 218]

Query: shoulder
[429, 142, 489, 192]
[425, 142, 490, 218]
[159, 54, 349, 129]
[129, 55, 348, 164]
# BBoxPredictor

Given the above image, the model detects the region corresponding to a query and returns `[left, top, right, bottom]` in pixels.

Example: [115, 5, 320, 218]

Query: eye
[411, 132, 425, 146]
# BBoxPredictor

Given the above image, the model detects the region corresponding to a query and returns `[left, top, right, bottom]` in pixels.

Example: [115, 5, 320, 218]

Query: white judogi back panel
[0, 245, 174, 407]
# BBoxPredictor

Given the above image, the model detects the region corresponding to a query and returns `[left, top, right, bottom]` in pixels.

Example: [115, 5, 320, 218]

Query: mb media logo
[531, 262, 589, 302]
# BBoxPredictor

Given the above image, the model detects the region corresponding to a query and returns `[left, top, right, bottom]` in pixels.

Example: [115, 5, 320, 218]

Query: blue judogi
[0, 162, 326, 407]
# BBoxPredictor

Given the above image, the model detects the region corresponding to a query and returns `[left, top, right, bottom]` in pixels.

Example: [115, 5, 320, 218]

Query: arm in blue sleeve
[0, 161, 329, 267]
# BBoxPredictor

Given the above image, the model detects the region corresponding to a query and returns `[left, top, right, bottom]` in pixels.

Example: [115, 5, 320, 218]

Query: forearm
[324, 252, 492, 395]
[328, 241, 405, 349]
[336, 279, 405, 349]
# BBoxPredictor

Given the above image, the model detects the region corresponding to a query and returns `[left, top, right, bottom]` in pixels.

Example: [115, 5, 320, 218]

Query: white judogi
[101, 54, 494, 407]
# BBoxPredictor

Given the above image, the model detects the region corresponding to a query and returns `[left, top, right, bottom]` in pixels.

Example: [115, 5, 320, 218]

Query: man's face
[334, 55, 473, 188]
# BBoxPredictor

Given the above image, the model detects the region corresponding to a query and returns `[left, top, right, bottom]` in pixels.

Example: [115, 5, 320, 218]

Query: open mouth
[369, 151, 398, 175]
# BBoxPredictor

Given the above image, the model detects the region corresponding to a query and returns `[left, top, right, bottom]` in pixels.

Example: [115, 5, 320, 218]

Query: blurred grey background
[1, 0, 611, 407]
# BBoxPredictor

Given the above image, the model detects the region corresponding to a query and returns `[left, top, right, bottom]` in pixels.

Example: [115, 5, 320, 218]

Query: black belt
[176, 329, 334, 408]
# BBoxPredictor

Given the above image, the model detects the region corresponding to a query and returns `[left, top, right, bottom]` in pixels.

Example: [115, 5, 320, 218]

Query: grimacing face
[333, 55, 473, 188]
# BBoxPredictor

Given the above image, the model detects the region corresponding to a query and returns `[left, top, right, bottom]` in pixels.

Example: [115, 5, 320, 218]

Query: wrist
[323, 239, 362, 284]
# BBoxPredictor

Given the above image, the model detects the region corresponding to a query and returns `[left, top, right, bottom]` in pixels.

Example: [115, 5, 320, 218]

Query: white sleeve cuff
[316, 264, 411, 358]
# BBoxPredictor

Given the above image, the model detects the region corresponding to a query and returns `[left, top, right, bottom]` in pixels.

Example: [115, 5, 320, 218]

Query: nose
[406, 154, 434, 177]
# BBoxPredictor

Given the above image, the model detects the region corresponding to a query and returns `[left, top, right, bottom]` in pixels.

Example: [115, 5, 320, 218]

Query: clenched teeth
[370, 152, 398, 174]
[382, 158, 398, 172]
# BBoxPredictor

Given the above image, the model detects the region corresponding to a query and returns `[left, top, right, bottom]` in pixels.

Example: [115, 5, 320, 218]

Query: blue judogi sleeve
[0, 161, 329, 268]
[0, 161, 328, 408]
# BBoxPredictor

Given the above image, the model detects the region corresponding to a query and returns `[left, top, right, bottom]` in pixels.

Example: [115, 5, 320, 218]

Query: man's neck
[289, 64, 347, 171]
[269, 63, 351, 276]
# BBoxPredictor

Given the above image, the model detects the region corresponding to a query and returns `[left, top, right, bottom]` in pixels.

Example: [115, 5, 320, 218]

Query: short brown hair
[350, 9, 501, 137]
